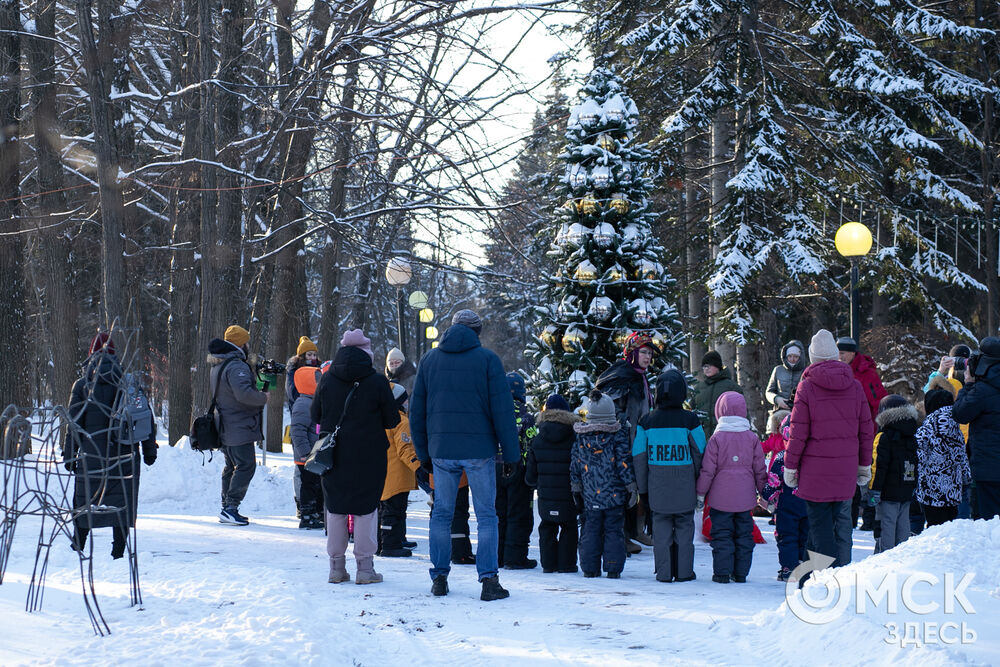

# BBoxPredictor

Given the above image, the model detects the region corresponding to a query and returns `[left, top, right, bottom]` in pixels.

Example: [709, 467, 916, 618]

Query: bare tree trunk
[684, 133, 705, 374]
[166, 0, 201, 445]
[193, 0, 219, 415]
[216, 0, 245, 327]
[77, 0, 125, 326]
[28, 0, 78, 404]
[709, 109, 732, 364]
[0, 0, 28, 410]
[319, 57, 361, 357]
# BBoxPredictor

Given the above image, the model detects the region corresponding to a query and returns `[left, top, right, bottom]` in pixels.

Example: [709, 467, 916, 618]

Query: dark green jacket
[692, 368, 743, 435]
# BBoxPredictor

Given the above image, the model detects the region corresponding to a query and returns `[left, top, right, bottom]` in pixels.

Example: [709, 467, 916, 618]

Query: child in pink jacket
[696, 392, 767, 583]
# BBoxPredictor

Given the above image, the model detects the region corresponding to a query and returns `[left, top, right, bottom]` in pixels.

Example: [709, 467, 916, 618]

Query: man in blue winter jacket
[409, 309, 520, 601]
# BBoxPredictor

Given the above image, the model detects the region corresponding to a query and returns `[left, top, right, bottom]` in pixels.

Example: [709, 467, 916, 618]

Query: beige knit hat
[809, 329, 840, 364]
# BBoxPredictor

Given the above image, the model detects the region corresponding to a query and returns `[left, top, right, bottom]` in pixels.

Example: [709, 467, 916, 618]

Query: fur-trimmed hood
[574, 420, 622, 434]
[207, 337, 249, 366]
[876, 404, 921, 429]
[537, 409, 580, 426]
[927, 373, 959, 397]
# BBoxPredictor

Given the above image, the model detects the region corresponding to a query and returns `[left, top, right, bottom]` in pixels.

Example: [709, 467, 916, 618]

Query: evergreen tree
[528, 68, 685, 405]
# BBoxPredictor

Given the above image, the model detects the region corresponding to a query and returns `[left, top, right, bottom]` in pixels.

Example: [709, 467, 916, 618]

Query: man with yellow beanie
[208, 325, 269, 525]
[286, 336, 321, 414]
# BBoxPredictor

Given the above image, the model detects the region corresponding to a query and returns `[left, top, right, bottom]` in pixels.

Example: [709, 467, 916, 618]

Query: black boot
[480, 575, 510, 601]
[431, 575, 449, 596]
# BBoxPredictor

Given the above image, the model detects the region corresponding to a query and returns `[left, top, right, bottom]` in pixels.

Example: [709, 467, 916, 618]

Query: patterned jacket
[570, 420, 636, 511]
[915, 405, 971, 507]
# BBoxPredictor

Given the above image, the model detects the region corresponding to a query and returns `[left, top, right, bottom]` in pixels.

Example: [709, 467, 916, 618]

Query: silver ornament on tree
[588, 296, 615, 321]
[593, 222, 615, 247]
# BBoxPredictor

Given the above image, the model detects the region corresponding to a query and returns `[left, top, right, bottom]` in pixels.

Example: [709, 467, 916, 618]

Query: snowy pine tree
[528, 68, 685, 405]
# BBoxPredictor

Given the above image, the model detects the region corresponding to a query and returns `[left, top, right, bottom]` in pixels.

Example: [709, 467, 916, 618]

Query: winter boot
[504, 558, 537, 570]
[674, 573, 697, 583]
[355, 557, 383, 585]
[431, 575, 449, 596]
[606, 572, 621, 579]
[712, 574, 731, 584]
[328, 556, 350, 584]
[634, 532, 654, 547]
[732, 575, 747, 583]
[403, 540, 417, 549]
[452, 554, 476, 565]
[777, 567, 792, 582]
[379, 548, 412, 558]
[306, 514, 325, 530]
[583, 571, 600, 578]
[625, 539, 642, 555]
[480, 575, 510, 601]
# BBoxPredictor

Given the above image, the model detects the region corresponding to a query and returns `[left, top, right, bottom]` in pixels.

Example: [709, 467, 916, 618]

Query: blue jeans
[429, 458, 499, 581]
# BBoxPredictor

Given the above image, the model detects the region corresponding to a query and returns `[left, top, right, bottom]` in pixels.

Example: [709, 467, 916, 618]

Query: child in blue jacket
[571, 390, 638, 579]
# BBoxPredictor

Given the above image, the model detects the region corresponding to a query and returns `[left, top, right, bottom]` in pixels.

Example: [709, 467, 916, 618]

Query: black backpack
[190, 359, 235, 452]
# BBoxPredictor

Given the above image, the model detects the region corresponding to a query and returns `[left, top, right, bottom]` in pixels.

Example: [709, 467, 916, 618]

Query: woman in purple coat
[784, 329, 874, 569]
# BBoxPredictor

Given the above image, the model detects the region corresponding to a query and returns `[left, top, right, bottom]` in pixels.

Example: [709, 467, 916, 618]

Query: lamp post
[408, 290, 429, 358]
[835, 222, 874, 343]
[385, 257, 413, 358]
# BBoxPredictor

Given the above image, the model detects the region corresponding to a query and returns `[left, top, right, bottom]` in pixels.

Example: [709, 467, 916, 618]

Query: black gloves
[640, 493, 649, 511]
[502, 462, 515, 478]
[573, 492, 585, 514]
[420, 459, 434, 476]
[142, 440, 158, 466]
[626, 483, 639, 509]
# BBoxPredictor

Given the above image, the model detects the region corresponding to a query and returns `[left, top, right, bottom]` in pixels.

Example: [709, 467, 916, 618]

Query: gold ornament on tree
[609, 193, 629, 214]
[574, 260, 598, 284]
[562, 327, 585, 352]
[596, 134, 616, 152]
[540, 325, 560, 348]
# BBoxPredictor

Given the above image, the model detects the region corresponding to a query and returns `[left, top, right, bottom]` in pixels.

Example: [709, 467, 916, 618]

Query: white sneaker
[219, 508, 249, 525]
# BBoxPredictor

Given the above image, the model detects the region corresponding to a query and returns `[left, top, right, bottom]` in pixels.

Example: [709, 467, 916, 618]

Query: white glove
[857, 465, 872, 487]
[696, 495, 705, 510]
[783, 467, 799, 488]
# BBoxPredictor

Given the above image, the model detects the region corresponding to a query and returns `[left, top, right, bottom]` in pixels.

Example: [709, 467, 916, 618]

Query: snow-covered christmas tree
[527, 68, 685, 404]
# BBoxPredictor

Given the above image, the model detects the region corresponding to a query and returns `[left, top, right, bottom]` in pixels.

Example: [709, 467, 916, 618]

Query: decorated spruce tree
[527, 68, 685, 404]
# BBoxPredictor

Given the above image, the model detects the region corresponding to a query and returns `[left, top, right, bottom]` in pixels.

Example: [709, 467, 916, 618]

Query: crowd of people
[62, 314, 1000, 600]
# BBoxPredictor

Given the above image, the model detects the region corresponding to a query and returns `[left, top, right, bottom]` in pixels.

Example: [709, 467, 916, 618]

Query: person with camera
[923, 345, 972, 395]
[765, 339, 806, 420]
[953, 337, 1000, 520]
[207, 325, 269, 526]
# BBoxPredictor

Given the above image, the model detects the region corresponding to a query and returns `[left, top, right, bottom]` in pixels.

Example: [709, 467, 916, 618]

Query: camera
[258, 358, 287, 375]
[952, 356, 967, 373]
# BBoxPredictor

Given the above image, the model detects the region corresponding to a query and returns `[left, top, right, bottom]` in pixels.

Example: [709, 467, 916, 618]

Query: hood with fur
[876, 403, 920, 436]
[537, 409, 580, 426]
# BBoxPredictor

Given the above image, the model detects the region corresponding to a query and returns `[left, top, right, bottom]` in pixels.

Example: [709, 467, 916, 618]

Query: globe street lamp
[835, 222, 874, 344]
[385, 256, 412, 358]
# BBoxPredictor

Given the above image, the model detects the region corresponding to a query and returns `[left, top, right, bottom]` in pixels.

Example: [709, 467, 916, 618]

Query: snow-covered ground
[1, 434, 997, 666]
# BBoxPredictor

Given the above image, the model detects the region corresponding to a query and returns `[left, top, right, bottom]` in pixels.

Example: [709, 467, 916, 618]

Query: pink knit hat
[340, 329, 373, 360]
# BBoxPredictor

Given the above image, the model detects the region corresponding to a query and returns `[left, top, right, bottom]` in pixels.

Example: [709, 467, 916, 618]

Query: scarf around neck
[714, 415, 752, 434]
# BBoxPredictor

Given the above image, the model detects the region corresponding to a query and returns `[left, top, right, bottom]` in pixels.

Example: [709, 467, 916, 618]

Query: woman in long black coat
[312, 329, 400, 584]
[63, 333, 157, 559]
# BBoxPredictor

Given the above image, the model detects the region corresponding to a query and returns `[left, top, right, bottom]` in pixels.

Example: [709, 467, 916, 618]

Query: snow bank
[140, 438, 296, 516]
[720, 519, 1000, 665]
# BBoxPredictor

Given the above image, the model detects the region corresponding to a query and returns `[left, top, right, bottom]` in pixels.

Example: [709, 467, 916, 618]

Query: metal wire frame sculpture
[0, 323, 149, 636]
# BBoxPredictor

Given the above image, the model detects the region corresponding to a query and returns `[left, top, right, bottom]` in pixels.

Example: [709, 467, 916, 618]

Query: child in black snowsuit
[526, 394, 581, 573]
[760, 414, 809, 581]
[870, 394, 920, 552]
[496, 372, 537, 569]
[571, 390, 638, 578]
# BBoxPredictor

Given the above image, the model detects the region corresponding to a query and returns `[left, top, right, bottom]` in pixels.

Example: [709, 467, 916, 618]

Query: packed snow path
[1, 441, 997, 666]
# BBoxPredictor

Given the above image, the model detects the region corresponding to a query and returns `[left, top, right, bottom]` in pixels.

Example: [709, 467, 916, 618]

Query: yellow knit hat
[224, 325, 250, 348]
[297, 336, 319, 356]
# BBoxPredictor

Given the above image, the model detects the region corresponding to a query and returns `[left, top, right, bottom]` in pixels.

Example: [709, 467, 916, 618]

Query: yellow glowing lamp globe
[418, 308, 434, 323]
[425, 325, 439, 340]
[835, 222, 873, 258]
